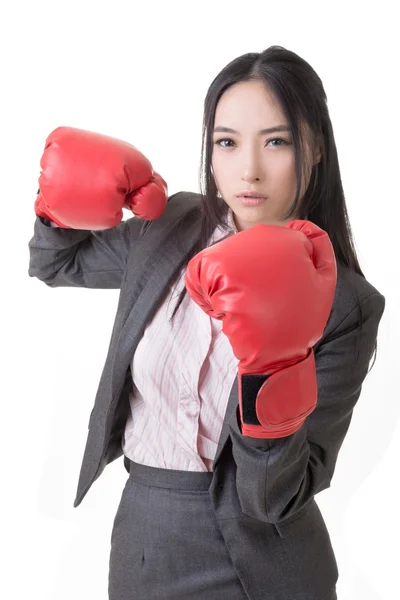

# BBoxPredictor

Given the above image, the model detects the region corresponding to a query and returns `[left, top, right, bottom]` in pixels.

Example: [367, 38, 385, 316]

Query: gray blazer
[28, 191, 385, 600]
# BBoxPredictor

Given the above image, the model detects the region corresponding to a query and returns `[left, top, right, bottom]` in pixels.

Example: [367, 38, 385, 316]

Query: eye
[267, 137, 289, 147]
[214, 138, 235, 148]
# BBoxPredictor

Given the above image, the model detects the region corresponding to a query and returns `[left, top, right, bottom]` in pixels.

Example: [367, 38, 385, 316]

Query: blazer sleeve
[27, 214, 144, 289]
[228, 291, 386, 525]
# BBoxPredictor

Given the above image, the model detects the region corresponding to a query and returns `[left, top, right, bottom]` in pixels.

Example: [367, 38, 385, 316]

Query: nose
[240, 149, 263, 184]
[241, 173, 260, 184]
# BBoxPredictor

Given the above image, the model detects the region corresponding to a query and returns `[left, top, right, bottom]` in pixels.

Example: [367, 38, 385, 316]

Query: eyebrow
[213, 125, 291, 135]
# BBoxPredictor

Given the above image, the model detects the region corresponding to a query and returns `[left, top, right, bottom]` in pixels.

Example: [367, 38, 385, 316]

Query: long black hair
[170, 45, 377, 369]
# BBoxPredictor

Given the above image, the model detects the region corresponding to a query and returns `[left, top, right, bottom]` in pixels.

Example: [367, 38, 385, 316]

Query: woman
[28, 45, 385, 600]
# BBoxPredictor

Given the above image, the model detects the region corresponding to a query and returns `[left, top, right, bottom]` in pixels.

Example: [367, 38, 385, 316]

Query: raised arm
[28, 126, 168, 289]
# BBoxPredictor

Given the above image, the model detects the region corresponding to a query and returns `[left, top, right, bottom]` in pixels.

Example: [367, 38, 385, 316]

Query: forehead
[215, 80, 286, 126]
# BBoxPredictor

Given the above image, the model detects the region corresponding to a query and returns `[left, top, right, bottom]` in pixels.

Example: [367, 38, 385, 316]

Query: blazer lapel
[110, 197, 203, 384]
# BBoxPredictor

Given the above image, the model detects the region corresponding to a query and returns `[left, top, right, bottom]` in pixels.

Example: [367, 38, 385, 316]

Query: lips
[238, 196, 267, 206]
[236, 191, 268, 200]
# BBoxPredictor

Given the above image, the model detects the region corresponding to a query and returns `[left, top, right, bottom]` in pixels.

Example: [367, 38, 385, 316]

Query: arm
[28, 126, 169, 289]
[228, 291, 386, 524]
[28, 213, 144, 289]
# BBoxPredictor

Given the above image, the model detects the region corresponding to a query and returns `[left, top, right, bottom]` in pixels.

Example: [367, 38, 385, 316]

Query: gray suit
[28, 191, 385, 599]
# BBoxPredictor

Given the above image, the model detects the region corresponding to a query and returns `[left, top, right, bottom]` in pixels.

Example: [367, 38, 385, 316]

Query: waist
[126, 459, 214, 491]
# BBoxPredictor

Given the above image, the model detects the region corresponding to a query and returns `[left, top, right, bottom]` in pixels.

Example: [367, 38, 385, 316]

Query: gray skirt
[108, 459, 338, 600]
[108, 459, 248, 600]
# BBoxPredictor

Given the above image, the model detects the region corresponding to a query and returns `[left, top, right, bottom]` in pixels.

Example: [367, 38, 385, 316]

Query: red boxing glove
[34, 126, 168, 229]
[185, 220, 337, 439]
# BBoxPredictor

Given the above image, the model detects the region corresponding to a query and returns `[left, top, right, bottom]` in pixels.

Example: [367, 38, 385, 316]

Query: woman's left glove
[184, 220, 337, 439]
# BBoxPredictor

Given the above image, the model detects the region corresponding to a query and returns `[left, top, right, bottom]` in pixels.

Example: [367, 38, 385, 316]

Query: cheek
[273, 155, 297, 187]
[276, 151, 296, 174]
[211, 155, 230, 188]
[213, 151, 244, 182]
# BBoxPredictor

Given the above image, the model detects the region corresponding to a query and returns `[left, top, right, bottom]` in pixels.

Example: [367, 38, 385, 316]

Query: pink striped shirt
[122, 209, 239, 472]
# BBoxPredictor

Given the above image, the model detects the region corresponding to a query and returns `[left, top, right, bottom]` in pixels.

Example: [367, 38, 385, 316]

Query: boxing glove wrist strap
[239, 349, 317, 439]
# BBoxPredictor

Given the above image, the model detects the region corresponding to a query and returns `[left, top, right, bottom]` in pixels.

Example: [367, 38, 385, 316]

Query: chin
[237, 208, 270, 221]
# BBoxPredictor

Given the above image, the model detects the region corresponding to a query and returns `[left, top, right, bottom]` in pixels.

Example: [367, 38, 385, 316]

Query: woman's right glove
[34, 126, 168, 229]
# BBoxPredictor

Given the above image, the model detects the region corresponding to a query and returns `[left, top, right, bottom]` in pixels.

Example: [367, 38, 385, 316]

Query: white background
[1, 1, 399, 598]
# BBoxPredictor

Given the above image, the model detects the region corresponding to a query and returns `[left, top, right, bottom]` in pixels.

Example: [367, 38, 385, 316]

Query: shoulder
[131, 190, 202, 237]
[336, 263, 384, 309]
[170, 190, 202, 205]
[166, 190, 202, 212]
[156, 190, 202, 220]
[320, 263, 386, 344]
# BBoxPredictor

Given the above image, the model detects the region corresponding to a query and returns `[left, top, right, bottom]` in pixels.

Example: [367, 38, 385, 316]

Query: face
[211, 79, 317, 231]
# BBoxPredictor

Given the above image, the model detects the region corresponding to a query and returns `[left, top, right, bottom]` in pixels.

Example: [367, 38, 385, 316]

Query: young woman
[28, 45, 385, 600]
